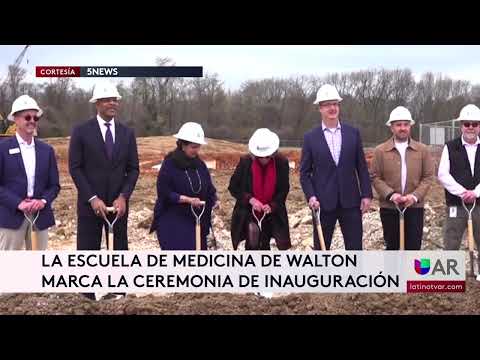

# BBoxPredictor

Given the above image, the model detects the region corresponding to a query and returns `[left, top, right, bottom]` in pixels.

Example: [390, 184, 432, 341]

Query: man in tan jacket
[371, 106, 434, 250]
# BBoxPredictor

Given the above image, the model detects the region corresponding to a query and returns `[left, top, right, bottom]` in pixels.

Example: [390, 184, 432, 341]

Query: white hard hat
[173, 122, 207, 145]
[313, 84, 343, 104]
[89, 83, 122, 103]
[456, 104, 480, 122]
[386, 106, 415, 126]
[8, 95, 43, 121]
[248, 128, 280, 157]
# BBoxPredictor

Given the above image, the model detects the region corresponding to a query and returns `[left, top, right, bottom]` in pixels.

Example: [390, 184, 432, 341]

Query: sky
[1, 45, 480, 91]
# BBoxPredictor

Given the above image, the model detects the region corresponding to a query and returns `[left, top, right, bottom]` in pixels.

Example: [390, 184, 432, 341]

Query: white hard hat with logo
[313, 84, 343, 104]
[89, 83, 122, 103]
[456, 104, 480, 122]
[8, 95, 43, 121]
[173, 122, 207, 145]
[248, 128, 280, 157]
[386, 106, 415, 126]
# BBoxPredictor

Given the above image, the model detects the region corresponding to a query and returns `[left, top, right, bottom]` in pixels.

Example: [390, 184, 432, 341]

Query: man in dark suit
[300, 84, 372, 250]
[0, 95, 60, 250]
[68, 83, 139, 299]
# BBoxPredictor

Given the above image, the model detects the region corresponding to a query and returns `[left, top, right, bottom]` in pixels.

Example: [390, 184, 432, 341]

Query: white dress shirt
[438, 136, 480, 197]
[16, 133, 36, 198]
[97, 115, 115, 143]
[322, 121, 342, 166]
[394, 140, 408, 194]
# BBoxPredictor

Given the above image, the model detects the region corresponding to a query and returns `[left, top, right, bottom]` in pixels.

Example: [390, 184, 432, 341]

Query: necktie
[104, 122, 114, 160]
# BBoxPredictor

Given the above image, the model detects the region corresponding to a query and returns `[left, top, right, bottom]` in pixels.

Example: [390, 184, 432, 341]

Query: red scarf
[251, 157, 277, 210]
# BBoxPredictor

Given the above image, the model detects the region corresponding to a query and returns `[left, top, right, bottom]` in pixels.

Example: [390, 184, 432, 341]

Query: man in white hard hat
[68, 83, 139, 300]
[300, 84, 372, 250]
[438, 104, 480, 260]
[371, 106, 434, 250]
[0, 95, 60, 250]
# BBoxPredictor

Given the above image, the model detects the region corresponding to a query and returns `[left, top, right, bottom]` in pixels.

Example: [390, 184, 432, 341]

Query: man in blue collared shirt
[300, 84, 372, 250]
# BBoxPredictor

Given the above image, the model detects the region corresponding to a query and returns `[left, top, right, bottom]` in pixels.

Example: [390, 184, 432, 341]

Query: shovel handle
[190, 202, 206, 251]
[316, 224, 326, 251]
[24, 211, 41, 251]
[312, 208, 326, 251]
[399, 218, 405, 250]
[196, 223, 201, 250]
[395, 204, 408, 217]
[252, 208, 267, 232]
[468, 219, 474, 252]
[191, 202, 206, 222]
[108, 231, 114, 251]
[468, 219, 475, 276]
[462, 199, 476, 218]
[104, 207, 118, 250]
[31, 229, 39, 251]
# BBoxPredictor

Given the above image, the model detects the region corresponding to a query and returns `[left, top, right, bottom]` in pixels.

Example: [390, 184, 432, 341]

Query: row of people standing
[149, 84, 480, 263]
[1, 83, 479, 262]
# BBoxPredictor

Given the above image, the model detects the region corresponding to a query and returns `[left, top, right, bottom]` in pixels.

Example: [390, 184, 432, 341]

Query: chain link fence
[419, 120, 461, 151]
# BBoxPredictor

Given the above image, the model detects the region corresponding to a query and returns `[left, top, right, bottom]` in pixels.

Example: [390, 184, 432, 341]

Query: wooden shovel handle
[399, 218, 405, 250]
[108, 232, 114, 251]
[316, 224, 326, 251]
[31, 230, 39, 251]
[196, 223, 201, 251]
[468, 219, 474, 252]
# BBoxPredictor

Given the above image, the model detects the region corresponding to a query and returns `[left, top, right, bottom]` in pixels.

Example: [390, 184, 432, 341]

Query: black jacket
[68, 117, 140, 216]
[228, 154, 291, 250]
[445, 137, 480, 206]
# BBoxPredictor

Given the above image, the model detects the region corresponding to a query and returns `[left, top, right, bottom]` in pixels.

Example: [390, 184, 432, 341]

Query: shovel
[462, 200, 476, 277]
[395, 204, 409, 250]
[191, 201, 206, 250]
[251, 208, 273, 298]
[252, 207, 267, 232]
[24, 211, 40, 250]
[103, 206, 119, 250]
[249, 208, 269, 250]
[311, 208, 326, 251]
[98, 207, 123, 301]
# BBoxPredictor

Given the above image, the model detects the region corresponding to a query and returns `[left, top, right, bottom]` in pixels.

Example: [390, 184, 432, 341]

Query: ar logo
[414, 258, 459, 276]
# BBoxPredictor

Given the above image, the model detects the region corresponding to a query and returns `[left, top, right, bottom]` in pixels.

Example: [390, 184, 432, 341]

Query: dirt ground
[1, 136, 479, 315]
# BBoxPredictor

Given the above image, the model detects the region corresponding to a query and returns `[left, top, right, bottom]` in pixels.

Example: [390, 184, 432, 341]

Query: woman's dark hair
[176, 139, 192, 149]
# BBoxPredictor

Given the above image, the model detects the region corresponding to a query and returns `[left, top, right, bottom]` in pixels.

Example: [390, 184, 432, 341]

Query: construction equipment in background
[0, 117, 16, 140]
[1, 45, 31, 139]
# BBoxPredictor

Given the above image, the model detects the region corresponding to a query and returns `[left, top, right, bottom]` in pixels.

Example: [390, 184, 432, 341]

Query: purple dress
[149, 157, 217, 250]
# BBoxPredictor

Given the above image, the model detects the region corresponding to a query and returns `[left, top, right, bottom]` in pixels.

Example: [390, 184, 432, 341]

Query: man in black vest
[438, 104, 480, 266]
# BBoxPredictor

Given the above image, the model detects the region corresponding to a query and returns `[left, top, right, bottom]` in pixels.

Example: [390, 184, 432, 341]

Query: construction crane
[1, 45, 30, 137]
[14, 45, 30, 68]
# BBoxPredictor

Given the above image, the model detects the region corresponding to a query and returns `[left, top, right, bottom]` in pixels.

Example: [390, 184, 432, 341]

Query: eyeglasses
[99, 98, 119, 104]
[23, 115, 40, 122]
[463, 122, 479, 128]
[320, 102, 339, 108]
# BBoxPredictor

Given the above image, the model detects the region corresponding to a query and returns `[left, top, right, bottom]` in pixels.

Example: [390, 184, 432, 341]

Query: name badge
[9, 148, 20, 155]
[449, 206, 457, 218]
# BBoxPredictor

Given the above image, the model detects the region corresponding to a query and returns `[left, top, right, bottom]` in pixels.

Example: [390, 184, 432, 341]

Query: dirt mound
[2, 280, 480, 315]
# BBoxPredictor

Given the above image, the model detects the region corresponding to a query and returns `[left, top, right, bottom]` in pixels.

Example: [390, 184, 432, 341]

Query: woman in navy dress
[149, 122, 217, 250]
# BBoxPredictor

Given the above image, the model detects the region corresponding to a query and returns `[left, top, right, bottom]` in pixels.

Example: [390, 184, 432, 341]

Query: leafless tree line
[1, 57, 480, 145]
